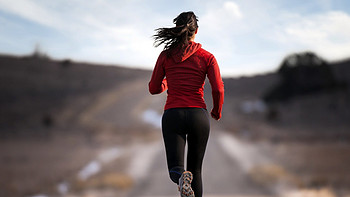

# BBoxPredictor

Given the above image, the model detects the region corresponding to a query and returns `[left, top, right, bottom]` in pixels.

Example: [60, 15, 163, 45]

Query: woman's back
[149, 41, 224, 117]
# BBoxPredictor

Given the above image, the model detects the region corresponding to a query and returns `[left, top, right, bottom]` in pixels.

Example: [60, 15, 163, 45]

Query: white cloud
[201, 1, 243, 31]
[277, 11, 350, 61]
[0, 0, 61, 28]
[1, 0, 350, 76]
[318, 0, 332, 10]
[223, 1, 243, 19]
[0, 0, 161, 67]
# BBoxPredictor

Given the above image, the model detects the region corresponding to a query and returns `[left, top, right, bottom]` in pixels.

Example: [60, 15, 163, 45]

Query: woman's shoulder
[196, 46, 215, 60]
[157, 50, 170, 62]
[159, 50, 168, 57]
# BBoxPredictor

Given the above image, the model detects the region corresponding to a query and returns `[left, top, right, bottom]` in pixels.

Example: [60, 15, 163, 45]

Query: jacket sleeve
[207, 55, 224, 120]
[149, 52, 168, 95]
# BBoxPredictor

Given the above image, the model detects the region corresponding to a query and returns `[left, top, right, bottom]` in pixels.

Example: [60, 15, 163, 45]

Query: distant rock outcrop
[263, 52, 347, 104]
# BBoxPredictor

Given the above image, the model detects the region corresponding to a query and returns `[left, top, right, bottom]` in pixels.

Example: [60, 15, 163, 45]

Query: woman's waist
[164, 97, 206, 110]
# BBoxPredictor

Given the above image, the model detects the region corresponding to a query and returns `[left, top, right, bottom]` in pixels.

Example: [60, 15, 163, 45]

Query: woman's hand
[210, 110, 221, 120]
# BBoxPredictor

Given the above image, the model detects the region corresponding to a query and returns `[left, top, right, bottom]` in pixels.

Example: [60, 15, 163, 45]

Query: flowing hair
[153, 11, 198, 51]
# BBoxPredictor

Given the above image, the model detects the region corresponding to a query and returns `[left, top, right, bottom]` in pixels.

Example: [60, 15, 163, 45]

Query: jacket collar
[171, 41, 202, 63]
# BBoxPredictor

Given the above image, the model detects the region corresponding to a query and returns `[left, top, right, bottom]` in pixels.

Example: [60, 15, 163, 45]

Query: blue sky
[1, 0, 350, 77]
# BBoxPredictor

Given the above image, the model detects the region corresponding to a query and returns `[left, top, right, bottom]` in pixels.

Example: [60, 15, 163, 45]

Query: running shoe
[178, 171, 194, 197]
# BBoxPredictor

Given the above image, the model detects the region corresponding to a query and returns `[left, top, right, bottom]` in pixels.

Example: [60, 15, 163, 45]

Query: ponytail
[153, 11, 198, 51]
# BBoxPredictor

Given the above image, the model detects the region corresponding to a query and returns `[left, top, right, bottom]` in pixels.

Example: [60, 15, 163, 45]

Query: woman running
[149, 11, 224, 197]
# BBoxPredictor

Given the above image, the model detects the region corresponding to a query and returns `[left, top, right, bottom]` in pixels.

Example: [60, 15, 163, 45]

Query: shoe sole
[179, 171, 194, 197]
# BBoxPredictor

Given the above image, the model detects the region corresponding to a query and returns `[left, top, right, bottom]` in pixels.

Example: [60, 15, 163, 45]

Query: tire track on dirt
[77, 78, 148, 129]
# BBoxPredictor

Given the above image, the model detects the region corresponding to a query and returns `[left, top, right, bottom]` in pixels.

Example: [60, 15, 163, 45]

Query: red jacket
[149, 41, 224, 119]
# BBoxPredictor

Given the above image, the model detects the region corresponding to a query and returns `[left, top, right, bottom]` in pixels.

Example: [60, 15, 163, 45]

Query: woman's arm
[149, 52, 168, 95]
[207, 55, 224, 120]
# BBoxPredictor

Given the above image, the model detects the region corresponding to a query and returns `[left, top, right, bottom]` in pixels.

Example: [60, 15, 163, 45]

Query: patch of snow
[77, 146, 123, 181]
[142, 109, 162, 128]
[98, 146, 122, 164]
[78, 160, 101, 181]
[30, 195, 48, 197]
[240, 99, 267, 114]
[57, 181, 69, 195]
[127, 142, 162, 180]
[218, 132, 269, 171]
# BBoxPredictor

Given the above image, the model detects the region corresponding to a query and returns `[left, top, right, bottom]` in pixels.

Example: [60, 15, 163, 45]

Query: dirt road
[70, 78, 276, 197]
[125, 130, 274, 197]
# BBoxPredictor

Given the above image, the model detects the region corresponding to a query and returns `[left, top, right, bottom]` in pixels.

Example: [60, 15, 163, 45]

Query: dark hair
[153, 11, 198, 51]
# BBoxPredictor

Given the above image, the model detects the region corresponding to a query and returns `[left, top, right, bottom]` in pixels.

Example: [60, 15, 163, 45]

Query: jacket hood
[171, 41, 202, 63]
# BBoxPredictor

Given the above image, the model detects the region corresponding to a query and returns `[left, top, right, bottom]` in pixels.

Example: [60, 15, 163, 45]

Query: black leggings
[162, 107, 210, 197]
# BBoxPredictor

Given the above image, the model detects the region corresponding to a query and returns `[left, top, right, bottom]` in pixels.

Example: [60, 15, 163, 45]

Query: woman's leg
[162, 108, 187, 184]
[162, 108, 210, 197]
[186, 108, 210, 197]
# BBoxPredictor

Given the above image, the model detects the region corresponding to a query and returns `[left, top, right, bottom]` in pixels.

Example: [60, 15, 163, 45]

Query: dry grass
[73, 173, 134, 191]
[283, 188, 336, 197]
[249, 164, 343, 197]
[248, 164, 304, 188]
